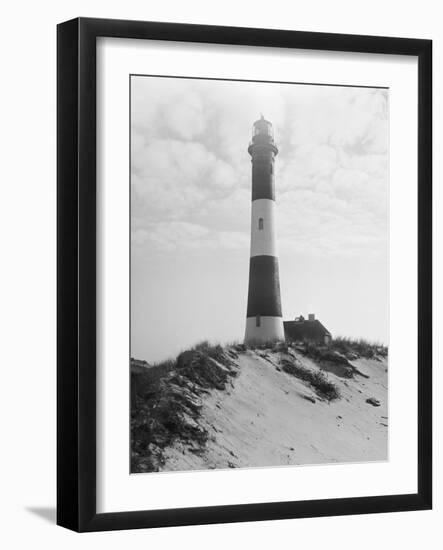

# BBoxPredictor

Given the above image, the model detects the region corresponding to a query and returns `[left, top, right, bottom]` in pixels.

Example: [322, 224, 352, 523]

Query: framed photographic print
[57, 17, 432, 531]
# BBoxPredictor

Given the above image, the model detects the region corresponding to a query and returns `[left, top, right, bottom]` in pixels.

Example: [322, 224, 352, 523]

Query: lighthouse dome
[248, 115, 278, 156]
[252, 115, 274, 139]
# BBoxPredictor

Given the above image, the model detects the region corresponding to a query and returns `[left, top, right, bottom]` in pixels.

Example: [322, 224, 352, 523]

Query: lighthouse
[244, 116, 285, 344]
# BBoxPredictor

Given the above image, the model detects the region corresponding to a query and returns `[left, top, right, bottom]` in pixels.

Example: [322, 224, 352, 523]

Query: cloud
[132, 221, 248, 253]
[131, 77, 388, 259]
[131, 138, 239, 224]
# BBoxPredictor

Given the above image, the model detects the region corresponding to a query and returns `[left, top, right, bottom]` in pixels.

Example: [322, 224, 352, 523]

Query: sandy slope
[161, 349, 388, 471]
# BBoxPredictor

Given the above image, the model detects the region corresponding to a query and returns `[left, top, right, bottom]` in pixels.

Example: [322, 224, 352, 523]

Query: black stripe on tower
[246, 255, 282, 317]
[251, 156, 275, 201]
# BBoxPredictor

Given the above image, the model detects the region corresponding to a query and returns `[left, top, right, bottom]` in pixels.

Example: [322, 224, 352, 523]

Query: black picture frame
[57, 17, 432, 532]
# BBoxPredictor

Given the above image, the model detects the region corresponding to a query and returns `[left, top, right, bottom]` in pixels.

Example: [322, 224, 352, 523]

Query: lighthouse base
[244, 316, 285, 345]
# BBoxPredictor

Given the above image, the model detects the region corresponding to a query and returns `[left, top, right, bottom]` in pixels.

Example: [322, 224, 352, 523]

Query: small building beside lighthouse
[244, 116, 285, 344]
[284, 314, 332, 345]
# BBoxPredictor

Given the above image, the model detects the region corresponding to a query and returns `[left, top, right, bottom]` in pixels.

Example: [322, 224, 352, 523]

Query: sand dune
[153, 347, 388, 472]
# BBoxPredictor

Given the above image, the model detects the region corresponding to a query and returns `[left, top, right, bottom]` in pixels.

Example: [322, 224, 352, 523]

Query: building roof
[283, 319, 331, 341]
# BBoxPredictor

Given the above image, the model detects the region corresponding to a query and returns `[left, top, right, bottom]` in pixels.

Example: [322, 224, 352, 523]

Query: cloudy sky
[131, 76, 389, 364]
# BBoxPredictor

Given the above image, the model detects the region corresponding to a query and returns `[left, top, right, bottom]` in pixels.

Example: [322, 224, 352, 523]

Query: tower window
[256, 315, 261, 327]
[258, 217, 264, 230]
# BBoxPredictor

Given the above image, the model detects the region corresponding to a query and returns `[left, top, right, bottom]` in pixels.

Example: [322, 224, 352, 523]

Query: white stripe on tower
[244, 116, 285, 345]
[250, 199, 277, 257]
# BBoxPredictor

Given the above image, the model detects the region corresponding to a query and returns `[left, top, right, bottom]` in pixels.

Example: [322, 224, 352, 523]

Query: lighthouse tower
[244, 116, 285, 344]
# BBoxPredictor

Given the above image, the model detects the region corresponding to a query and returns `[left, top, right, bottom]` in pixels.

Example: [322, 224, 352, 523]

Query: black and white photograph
[0, 1, 436, 543]
[130, 75, 389, 474]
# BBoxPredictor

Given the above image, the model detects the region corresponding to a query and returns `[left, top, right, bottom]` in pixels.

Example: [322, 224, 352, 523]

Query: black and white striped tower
[245, 116, 285, 344]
